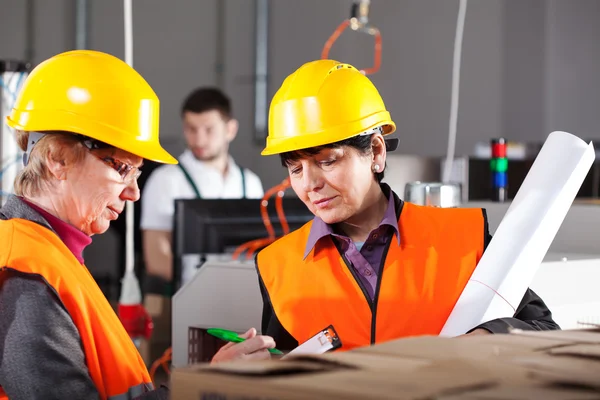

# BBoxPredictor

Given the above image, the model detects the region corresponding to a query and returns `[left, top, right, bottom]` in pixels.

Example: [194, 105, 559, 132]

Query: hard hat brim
[6, 111, 178, 165]
[261, 118, 397, 156]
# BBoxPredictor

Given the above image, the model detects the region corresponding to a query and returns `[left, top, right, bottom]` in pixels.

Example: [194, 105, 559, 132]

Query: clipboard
[281, 325, 342, 359]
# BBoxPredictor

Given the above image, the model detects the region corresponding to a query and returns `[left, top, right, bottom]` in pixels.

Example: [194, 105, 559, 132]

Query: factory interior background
[2, 1, 600, 396]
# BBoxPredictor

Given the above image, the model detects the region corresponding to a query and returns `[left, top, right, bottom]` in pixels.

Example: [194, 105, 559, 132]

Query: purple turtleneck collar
[21, 198, 92, 264]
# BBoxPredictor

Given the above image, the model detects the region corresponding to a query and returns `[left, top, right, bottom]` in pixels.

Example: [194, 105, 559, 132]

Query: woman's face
[287, 136, 386, 224]
[60, 146, 142, 235]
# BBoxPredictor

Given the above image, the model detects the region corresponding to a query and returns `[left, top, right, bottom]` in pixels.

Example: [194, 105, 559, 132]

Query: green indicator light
[490, 158, 508, 172]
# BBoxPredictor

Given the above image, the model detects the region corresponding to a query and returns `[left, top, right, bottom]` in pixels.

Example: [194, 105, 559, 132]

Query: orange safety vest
[257, 202, 486, 351]
[0, 219, 153, 400]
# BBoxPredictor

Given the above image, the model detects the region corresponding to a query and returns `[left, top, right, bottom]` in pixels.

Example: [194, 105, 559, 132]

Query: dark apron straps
[176, 163, 202, 198]
[240, 165, 246, 199]
[177, 162, 247, 199]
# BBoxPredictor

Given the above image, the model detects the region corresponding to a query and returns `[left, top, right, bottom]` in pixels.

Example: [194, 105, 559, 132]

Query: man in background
[139, 87, 264, 364]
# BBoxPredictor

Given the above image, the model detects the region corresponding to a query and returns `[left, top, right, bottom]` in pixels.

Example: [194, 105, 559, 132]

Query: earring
[373, 164, 380, 172]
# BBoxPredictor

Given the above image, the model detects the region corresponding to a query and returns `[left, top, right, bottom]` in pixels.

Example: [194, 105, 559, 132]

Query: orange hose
[275, 178, 291, 235]
[149, 346, 172, 382]
[260, 181, 286, 239]
[243, 238, 276, 260]
[245, 178, 291, 258]
[320, 18, 382, 76]
[232, 237, 274, 260]
[321, 19, 351, 60]
[232, 178, 292, 260]
[361, 28, 382, 75]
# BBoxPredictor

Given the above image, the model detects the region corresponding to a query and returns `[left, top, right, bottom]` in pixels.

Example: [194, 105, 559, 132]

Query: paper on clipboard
[440, 131, 595, 337]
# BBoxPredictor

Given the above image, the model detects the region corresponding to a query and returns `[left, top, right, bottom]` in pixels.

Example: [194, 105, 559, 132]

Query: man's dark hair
[280, 134, 385, 183]
[181, 87, 232, 120]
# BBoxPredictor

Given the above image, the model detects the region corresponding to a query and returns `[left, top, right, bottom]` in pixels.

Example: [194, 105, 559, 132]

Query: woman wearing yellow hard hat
[256, 59, 559, 352]
[0, 50, 274, 400]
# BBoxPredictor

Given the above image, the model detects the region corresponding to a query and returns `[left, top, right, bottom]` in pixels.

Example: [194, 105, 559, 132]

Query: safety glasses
[81, 138, 142, 184]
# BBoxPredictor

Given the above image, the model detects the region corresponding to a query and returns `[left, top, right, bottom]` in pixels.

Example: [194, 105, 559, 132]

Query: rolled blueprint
[440, 131, 595, 337]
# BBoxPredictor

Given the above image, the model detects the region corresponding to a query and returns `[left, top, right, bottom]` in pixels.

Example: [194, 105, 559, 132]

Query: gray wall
[545, 0, 600, 139]
[6, 0, 597, 189]
[502, 0, 546, 143]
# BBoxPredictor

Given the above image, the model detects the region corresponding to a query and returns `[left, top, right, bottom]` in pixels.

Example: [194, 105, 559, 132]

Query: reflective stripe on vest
[257, 202, 486, 351]
[0, 219, 153, 400]
[108, 383, 154, 400]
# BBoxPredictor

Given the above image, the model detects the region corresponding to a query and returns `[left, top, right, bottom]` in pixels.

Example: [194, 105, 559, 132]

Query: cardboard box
[437, 384, 600, 400]
[170, 329, 600, 399]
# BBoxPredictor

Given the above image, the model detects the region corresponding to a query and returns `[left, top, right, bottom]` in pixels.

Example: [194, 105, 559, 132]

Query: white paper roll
[440, 131, 595, 336]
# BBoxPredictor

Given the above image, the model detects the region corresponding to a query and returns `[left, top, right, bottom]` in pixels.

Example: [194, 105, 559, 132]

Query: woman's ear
[44, 143, 70, 181]
[371, 133, 387, 172]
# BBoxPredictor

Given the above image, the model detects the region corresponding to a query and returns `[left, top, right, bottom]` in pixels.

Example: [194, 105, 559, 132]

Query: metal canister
[404, 181, 462, 208]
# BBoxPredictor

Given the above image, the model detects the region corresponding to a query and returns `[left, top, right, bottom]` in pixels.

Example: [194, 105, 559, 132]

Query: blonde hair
[13, 131, 87, 197]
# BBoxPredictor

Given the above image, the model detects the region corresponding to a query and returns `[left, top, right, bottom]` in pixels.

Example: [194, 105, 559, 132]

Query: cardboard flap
[511, 328, 600, 344]
[549, 344, 600, 359]
[466, 332, 570, 352]
[319, 351, 430, 372]
[438, 384, 600, 400]
[188, 356, 354, 377]
[509, 353, 600, 389]
[353, 336, 498, 360]
[277, 359, 499, 400]
[531, 369, 600, 390]
[376, 359, 499, 398]
[353, 334, 560, 361]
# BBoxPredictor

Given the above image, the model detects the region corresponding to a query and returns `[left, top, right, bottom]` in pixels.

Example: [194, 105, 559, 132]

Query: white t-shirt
[140, 149, 264, 231]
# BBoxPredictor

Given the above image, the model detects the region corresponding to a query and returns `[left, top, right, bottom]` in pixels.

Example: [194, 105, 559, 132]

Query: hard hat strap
[22, 131, 46, 167]
[357, 125, 398, 152]
[358, 125, 385, 137]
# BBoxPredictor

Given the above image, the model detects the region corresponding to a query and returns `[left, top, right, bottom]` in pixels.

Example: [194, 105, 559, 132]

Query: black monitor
[172, 197, 314, 290]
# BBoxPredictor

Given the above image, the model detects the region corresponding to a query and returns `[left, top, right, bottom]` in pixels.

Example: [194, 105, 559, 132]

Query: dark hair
[181, 87, 232, 120]
[279, 135, 385, 183]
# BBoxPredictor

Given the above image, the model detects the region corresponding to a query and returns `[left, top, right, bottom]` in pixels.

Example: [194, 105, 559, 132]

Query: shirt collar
[21, 199, 92, 264]
[303, 184, 400, 259]
[179, 149, 238, 177]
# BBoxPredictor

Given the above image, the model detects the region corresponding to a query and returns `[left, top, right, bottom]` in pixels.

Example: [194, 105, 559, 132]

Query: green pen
[207, 328, 284, 355]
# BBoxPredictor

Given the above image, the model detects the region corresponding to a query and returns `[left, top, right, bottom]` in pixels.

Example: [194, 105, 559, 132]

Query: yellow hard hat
[6, 50, 177, 164]
[262, 59, 396, 156]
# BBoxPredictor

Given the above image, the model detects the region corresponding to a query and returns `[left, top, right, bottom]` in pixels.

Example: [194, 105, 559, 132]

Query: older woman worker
[255, 59, 559, 353]
[0, 50, 274, 400]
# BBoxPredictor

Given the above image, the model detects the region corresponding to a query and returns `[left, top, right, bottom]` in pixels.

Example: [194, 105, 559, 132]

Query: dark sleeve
[472, 288, 560, 333]
[255, 258, 299, 351]
[0, 272, 100, 400]
[472, 231, 561, 334]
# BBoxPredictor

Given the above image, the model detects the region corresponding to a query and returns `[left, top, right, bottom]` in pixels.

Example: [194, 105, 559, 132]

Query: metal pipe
[350, 0, 370, 29]
[215, 0, 226, 89]
[254, 0, 269, 142]
[123, 0, 135, 277]
[24, 0, 34, 62]
[75, 0, 89, 50]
